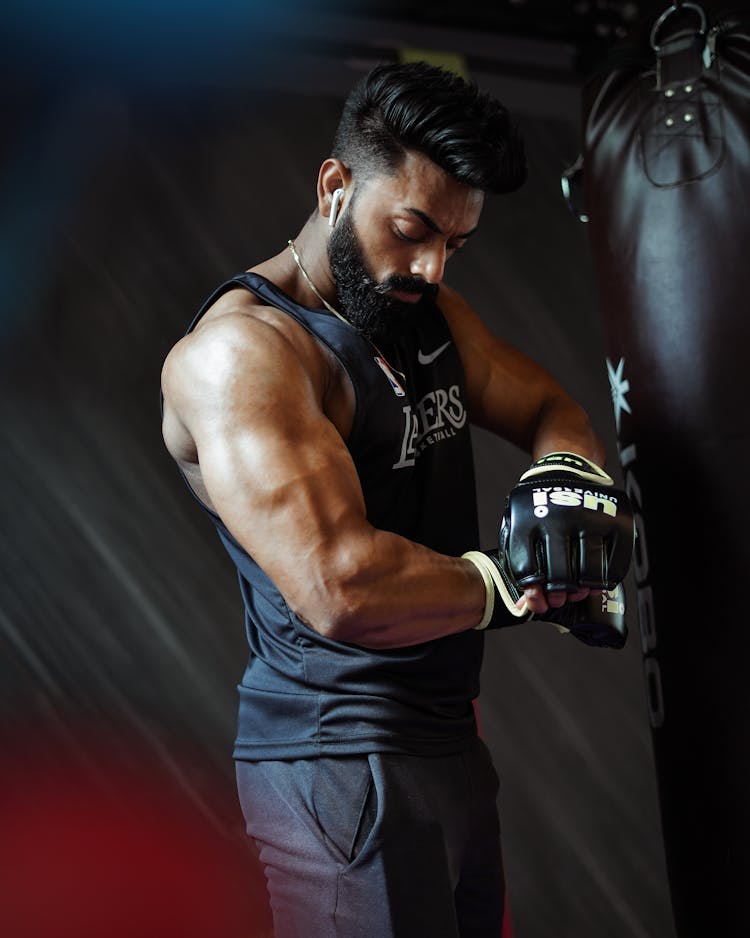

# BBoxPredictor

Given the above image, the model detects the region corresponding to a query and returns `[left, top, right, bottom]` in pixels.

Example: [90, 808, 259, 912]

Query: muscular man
[161, 62, 632, 938]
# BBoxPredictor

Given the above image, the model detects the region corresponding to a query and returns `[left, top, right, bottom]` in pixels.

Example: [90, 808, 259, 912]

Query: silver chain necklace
[287, 239, 351, 326]
[286, 239, 406, 382]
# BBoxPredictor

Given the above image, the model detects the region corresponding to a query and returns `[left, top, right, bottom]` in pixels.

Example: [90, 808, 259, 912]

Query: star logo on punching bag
[606, 357, 632, 434]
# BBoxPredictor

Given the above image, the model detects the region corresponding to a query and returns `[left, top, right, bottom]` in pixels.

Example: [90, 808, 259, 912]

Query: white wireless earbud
[329, 188, 345, 228]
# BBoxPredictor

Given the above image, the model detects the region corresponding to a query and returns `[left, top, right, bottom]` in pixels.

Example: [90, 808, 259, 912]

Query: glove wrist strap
[462, 551, 529, 630]
[518, 451, 614, 486]
[462, 551, 495, 630]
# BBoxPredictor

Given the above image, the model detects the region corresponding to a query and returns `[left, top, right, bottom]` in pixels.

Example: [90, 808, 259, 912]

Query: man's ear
[317, 159, 352, 223]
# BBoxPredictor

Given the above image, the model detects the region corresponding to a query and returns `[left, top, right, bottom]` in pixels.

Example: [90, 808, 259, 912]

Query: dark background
[1, 3, 678, 936]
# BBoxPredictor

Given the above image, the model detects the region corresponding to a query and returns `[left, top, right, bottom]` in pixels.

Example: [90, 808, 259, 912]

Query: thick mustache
[373, 277, 439, 300]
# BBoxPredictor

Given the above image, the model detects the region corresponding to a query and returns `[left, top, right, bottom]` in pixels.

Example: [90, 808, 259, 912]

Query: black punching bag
[580, 4, 750, 936]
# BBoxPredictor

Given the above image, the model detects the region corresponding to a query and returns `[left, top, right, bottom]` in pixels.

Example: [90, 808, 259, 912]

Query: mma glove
[463, 452, 635, 648]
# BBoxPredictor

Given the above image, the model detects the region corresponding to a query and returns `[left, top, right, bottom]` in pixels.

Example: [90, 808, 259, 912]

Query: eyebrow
[405, 207, 478, 241]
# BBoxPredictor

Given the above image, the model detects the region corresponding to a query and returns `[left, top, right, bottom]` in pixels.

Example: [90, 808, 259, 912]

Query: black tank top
[181, 272, 483, 759]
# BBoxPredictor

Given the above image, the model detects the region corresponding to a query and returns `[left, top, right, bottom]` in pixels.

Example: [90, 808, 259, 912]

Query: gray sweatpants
[235, 738, 505, 937]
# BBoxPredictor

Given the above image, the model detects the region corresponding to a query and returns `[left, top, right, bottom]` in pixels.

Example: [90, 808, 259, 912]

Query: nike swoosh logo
[418, 341, 451, 365]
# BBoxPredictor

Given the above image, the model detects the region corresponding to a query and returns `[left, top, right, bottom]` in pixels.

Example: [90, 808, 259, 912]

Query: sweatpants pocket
[312, 756, 377, 865]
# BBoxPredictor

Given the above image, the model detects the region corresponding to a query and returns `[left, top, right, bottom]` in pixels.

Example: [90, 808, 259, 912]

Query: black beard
[327, 207, 438, 345]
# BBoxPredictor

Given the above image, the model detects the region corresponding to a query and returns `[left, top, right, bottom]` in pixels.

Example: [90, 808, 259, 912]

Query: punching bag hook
[650, 3, 707, 52]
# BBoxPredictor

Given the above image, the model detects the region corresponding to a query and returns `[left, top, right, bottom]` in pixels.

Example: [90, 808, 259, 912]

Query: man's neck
[249, 216, 337, 313]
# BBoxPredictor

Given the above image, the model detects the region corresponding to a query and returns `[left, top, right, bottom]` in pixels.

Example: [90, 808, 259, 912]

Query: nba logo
[374, 356, 406, 397]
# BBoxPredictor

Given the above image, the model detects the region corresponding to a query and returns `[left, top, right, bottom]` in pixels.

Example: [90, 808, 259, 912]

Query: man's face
[327, 150, 484, 344]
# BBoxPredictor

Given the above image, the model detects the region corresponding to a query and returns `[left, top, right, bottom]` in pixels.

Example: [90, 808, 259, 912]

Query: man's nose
[410, 243, 446, 285]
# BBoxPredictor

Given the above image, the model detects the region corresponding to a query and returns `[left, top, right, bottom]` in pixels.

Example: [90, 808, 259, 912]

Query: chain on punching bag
[573, 4, 750, 936]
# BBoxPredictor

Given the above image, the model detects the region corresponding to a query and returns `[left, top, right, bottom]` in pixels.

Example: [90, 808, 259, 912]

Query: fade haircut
[332, 61, 527, 194]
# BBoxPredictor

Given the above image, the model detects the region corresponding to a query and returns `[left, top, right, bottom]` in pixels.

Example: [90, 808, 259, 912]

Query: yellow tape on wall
[397, 48, 469, 80]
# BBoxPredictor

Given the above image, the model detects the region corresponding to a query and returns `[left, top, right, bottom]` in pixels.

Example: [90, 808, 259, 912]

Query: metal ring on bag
[560, 154, 589, 224]
[650, 2, 707, 51]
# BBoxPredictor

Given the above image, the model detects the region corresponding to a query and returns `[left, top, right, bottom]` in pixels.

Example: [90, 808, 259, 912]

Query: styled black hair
[332, 61, 527, 194]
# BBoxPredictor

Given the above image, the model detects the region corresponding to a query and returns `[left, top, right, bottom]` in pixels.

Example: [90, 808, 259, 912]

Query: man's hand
[462, 549, 628, 648]
[521, 584, 595, 615]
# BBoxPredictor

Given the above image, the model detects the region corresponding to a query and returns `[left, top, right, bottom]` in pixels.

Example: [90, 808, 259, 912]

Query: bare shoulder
[161, 290, 328, 459]
[165, 287, 324, 388]
[436, 284, 580, 445]
[437, 283, 486, 334]
[437, 281, 538, 367]
[436, 283, 495, 392]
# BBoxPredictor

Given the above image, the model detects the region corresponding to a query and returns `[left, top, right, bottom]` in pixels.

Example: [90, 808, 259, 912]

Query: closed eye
[394, 228, 465, 254]
[393, 227, 424, 244]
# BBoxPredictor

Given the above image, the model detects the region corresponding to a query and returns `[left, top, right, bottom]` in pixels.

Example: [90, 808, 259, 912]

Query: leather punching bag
[579, 4, 750, 936]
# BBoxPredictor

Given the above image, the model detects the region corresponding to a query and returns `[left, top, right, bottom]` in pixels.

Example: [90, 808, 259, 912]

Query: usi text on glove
[531, 487, 619, 519]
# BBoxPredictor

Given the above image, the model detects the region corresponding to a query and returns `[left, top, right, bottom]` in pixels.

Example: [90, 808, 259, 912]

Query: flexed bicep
[162, 312, 371, 627]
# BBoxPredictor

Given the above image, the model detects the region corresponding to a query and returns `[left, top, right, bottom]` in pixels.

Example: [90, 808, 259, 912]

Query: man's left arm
[439, 284, 604, 464]
[440, 285, 629, 619]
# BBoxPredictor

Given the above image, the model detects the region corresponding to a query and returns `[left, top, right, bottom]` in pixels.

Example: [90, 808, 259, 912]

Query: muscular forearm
[287, 528, 487, 649]
[530, 395, 605, 465]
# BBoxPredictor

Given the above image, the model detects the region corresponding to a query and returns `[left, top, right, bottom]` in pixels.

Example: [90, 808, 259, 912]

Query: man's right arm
[161, 311, 486, 649]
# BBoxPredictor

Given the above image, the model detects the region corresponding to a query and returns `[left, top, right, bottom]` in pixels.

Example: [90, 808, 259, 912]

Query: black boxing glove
[461, 451, 635, 648]
[462, 548, 628, 648]
[504, 451, 634, 592]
